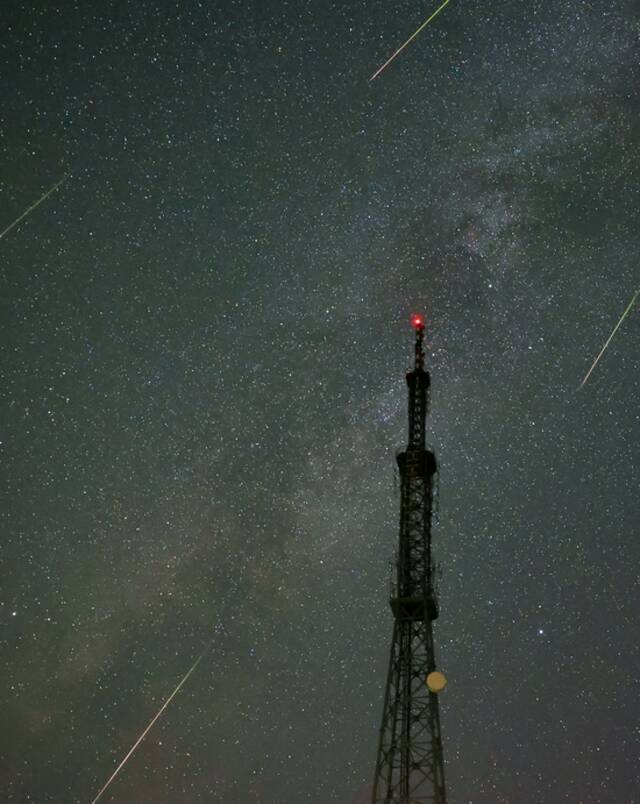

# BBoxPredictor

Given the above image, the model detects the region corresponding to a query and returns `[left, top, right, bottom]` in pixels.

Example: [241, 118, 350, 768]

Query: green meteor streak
[0, 175, 67, 241]
[579, 288, 639, 389]
[370, 0, 455, 81]
[89, 647, 207, 804]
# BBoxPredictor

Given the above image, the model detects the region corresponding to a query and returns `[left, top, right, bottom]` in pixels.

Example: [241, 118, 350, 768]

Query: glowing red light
[410, 313, 425, 330]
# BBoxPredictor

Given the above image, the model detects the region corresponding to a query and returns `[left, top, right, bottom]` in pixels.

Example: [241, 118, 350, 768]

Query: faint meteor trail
[579, 289, 639, 389]
[89, 648, 207, 804]
[370, 0, 454, 81]
[0, 176, 67, 241]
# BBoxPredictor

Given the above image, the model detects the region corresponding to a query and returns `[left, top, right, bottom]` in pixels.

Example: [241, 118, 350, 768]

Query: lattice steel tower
[372, 314, 447, 804]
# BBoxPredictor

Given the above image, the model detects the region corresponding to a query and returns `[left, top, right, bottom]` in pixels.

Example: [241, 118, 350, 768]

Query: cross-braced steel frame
[372, 321, 447, 804]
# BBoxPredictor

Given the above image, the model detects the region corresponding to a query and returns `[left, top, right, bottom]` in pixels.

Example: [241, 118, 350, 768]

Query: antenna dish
[426, 671, 447, 693]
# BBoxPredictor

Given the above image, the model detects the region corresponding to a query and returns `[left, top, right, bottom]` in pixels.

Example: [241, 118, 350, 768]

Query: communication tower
[371, 315, 447, 804]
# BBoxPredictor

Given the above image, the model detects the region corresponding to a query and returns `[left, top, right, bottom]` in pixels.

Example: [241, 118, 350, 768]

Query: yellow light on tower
[426, 671, 447, 693]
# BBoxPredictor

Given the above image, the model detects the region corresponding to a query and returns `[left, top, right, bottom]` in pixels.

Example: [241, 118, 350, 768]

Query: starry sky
[1, 1, 638, 802]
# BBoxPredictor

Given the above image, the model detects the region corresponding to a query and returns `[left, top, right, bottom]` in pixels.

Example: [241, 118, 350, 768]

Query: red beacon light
[410, 313, 425, 331]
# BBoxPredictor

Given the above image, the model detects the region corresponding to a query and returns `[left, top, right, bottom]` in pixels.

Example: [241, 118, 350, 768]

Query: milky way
[2, 1, 638, 802]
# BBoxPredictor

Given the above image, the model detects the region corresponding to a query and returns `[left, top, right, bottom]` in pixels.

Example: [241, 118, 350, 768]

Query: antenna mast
[371, 315, 447, 804]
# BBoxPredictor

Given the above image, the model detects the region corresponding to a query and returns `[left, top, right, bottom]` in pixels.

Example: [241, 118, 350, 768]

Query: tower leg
[372, 616, 446, 804]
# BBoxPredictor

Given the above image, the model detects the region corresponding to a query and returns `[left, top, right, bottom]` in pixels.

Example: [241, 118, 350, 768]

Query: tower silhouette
[372, 315, 447, 804]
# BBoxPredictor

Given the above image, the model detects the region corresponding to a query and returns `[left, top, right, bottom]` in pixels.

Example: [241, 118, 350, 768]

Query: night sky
[2, 1, 638, 802]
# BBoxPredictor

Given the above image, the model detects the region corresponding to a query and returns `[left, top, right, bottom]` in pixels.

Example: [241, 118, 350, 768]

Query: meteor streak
[90, 648, 207, 804]
[579, 288, 639, 389]
[370, 0, 454, 81]
[0, 175, 67, 241]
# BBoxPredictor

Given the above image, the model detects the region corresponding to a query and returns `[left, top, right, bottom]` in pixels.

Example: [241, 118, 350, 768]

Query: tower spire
[411, 312, 425, 372]
[371, 315, 447, 804]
